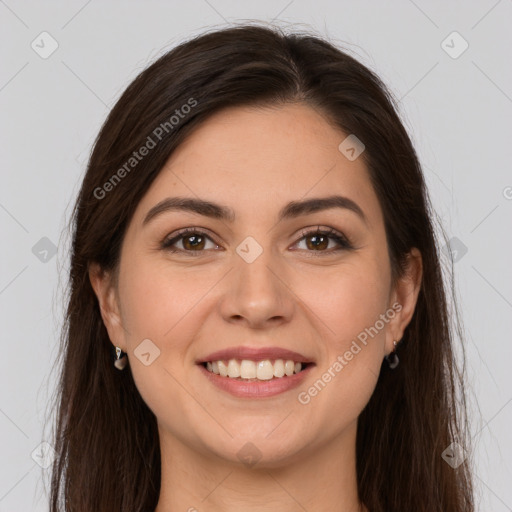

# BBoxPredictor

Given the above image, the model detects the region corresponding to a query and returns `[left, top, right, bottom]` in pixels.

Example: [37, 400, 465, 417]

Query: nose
[218, 249, 295, 329]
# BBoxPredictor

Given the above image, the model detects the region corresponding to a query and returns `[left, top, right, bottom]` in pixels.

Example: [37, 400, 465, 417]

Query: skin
[90, 103, 422, 512]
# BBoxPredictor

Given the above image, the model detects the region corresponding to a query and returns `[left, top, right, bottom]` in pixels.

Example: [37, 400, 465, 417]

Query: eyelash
[160, 226, 353, 257]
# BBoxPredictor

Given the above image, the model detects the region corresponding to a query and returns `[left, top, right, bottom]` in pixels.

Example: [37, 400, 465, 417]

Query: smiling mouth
[200, 359, 312, 381]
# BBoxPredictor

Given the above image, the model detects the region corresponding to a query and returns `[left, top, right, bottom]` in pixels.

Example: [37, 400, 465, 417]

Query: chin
[202, 433, 310, 470]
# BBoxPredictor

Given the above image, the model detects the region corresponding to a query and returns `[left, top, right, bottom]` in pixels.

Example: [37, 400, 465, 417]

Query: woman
[47, 24, 474, 511]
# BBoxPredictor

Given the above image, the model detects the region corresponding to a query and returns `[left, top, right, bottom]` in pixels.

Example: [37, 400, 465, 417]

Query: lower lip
[197, 363, 314, 398]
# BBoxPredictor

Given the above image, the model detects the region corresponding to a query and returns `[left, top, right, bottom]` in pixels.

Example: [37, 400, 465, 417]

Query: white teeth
[240, 360, 257, 379]
[227, 359, 240, 378]
[273, 359, 285, 378]
[256, 360, 274, 380]
[204, 358, 306, 380]
[218, 361, 228, 377]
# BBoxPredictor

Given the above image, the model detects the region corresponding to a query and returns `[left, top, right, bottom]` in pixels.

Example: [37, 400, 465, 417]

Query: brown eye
[161, 228, 219, 255]
[305, 233, 330, 251]
[293, 227, 353, 254]
[181, 233, 206, 251]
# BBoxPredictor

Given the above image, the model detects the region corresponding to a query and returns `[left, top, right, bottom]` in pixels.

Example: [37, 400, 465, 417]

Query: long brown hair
[45, 23, 475, 511]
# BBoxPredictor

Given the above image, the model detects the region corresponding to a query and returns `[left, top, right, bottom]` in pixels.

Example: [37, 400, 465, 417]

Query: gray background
[1, 1, 511, 510]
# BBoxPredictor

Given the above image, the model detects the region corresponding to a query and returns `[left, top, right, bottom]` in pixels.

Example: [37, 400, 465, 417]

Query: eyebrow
[142, 195, 368, 226]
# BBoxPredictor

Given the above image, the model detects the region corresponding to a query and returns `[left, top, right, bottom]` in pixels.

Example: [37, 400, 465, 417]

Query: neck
[154, 420, 366, 512]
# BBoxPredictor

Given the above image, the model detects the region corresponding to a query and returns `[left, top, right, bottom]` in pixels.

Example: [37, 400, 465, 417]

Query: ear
[89, 262, 127, 352]
[386, 247, 423, 353]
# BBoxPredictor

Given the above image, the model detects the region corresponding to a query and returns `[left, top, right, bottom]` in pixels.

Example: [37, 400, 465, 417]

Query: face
[91, 103, 421, 468]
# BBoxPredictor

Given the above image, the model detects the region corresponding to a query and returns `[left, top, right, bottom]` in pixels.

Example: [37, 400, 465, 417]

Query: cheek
[302, 257, 391, 351]
[116, 257, 200, 384]
[117, 259, 209, 429]
[119, 256, 207, 342]
[293, 256, 390, 415]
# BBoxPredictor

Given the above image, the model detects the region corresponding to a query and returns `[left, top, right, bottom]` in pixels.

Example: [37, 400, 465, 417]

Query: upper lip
[197, 346, 314, 364]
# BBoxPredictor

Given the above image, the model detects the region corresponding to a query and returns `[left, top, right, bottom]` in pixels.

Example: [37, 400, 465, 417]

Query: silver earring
[114, 346, 127, 370]
[385, 340, 400, 369]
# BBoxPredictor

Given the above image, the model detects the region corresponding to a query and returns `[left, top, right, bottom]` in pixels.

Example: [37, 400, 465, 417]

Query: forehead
[132, 103, 381, 228]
